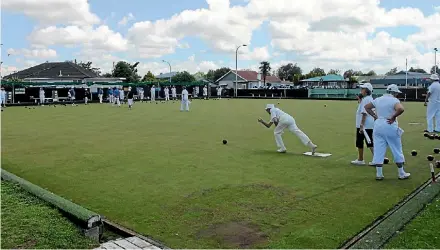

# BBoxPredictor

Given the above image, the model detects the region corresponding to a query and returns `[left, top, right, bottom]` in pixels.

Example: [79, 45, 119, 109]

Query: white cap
[430, 74, 439, 81]
[359, 82, 373, 92]
[386, 84, 402, 93]
[266, 104, 275, 110]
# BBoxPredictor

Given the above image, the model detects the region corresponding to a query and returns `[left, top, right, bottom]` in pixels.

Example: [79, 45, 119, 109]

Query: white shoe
[351, 160, 366, 165]
[277, 148, 287, 153]
[311, 144, 318, 155]
[399, 172, 411, 180]
[369, 162, 376, 166]
[376, 175, 385, 181]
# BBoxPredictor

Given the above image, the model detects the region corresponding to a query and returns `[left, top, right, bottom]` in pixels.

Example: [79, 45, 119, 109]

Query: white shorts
[128, 99, 133, 105]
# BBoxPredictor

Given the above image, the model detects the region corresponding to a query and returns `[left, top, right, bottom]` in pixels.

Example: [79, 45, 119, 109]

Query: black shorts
[356, 128, 373, 148]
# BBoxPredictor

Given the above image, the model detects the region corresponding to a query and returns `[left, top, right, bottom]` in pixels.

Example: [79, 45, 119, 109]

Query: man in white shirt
[1, 87, 6, 108]
[217, 87, 222, 99]
[181, 86, 190, 111]
[258, 104, 317, 154]
[364, 84, 409, 180]
[139, 88, 144, 102]
[203, 85, 208, 100]
[39, 87, 45, 106]
[352, 83, 375, 166]
[424, 74, 440, 133]
[164, 87, 170, 101]
[171, 86, 177, 100]
[150, 85, 156, 102]
[119, 87, 125, 104]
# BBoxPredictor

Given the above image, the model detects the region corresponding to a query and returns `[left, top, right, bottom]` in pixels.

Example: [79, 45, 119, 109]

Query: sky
[1, 0, 439, 78]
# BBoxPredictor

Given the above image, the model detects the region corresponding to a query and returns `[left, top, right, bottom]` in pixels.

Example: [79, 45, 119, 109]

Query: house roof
[216, 70, 281, 83]
[384, 71, 431, 79]
[3, 62, 99, 80]
[300, 74, 346, 82]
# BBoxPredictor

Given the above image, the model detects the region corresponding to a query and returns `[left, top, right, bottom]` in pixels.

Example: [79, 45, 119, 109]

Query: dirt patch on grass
[197, 221, 268, 248]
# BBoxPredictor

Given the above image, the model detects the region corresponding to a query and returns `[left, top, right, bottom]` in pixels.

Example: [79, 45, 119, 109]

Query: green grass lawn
[1, 99, 439, 248]
[386, 195, 440, 249]
[0, 181, 98, 249]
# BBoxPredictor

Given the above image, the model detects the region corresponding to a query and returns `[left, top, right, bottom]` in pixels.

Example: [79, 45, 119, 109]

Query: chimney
[59, 70, 63, 77]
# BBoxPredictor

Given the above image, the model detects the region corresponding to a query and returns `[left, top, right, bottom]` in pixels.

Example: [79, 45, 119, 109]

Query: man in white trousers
[424, 74, 440, 133]
[203, 85, 208, 99]
[364, 84, 409, 180]
[127, 87, 134, 110]
[98, 88, 103, 103]
[258, 104, 318, 154]
[119, 87, 125, 104]
[181, 86, 190, 111]
[1, 87, 6, 108]
[139, 88, 144, 102]
[39, 87, 45, 106]
[217, 87, 222, 99]
[171, 86, 177, 100]
[164, 86, 170, 101]
[150, 85, 156, 102]
[84, 88, 90, 105]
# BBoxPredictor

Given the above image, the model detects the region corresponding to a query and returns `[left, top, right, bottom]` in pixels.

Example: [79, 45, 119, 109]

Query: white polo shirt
[182, 89, 189, 100]
[270, 108, 291, 123]
[356, 96, 375, 129]
[372, 94, 400, 126]
[428, 81, 440, 104]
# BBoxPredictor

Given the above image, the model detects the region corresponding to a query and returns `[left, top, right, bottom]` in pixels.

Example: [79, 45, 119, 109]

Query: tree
[259, 61, 272, 86]
[141, 71, 156, 82]
[77, 61, 101, 76]
[327, 69, 340, 75]
[193, 72, 206, 81]
[102, 72, 113, 77]
[309, 67, 326, 76]
[276, 63, 302, 82]
[363, 70, 376, 76]
[408, 67, 427, 73]
[430, 65, 439, 74]
[207, 67, 231, 82]
[385, 67, 398, 76]
[343, 69, 355, 79]
[112, 61, 140, 82]
[171, 71, 196, 83]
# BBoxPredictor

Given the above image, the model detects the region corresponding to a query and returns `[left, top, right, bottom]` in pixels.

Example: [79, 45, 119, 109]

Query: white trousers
[151, 93, 155, 101]
[140, 93, 144, 100]
[426, 103, 440, 132]
[85, 97, 88, 104]
[372, 120, 405, 164]
[40, 96, 44, 104]
[172, 93, 176, 99]
[165, 94, 170, 101]
[181, 100, 189, 111]
[98, 94, 103, 103]
[128, 99, 133, 106]
[274, 115, 311, 149]
[114, 97, 120, 106]
[109, 95, 113, 104]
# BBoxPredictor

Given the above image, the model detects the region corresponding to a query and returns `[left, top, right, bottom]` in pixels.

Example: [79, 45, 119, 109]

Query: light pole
[435, 48, 438, 74]
[235, 44, 247, 97]
[162, 60, 172, 85]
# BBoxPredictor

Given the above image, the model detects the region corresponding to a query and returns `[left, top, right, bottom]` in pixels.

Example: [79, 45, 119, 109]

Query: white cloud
[7, 48, 57, 58]
[240, 46, 270, 61]
[434, 6, 440, 12]
[1, 65, 20, 76]
[28, 25, 129, 52]
[118, 13, 135, 26]
[137, 59, 219, 76]
[2, 0, 99, 26]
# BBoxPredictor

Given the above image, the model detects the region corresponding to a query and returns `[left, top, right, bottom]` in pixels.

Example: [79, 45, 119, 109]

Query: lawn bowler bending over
[364, 84, 410, 180]
[258, 104, 318, 154]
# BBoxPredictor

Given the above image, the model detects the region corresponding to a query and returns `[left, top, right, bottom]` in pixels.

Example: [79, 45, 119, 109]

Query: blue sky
[1, 0, 439, 76]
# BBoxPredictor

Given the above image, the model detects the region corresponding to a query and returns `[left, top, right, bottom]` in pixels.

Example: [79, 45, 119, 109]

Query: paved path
[95, 236, 163, 249]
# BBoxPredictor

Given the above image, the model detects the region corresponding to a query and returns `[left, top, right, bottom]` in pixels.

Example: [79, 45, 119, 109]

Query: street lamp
[435, 48, 438, 74]
[235, 44, 247, 97]
[162, 60, 172, 85]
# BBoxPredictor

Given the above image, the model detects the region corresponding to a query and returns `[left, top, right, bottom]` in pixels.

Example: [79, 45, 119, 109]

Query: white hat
[430, 74, 439, 81]
[386, 84, 402, 93]
[266, 104, 275, 110]
[359, 82, 373, 92]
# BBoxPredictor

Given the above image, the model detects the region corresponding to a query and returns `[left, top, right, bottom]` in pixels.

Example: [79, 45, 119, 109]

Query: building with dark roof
[3, 61, 123, 83]
[300, 74, 348, 88]
[155, 72, 179, 80]
[370, 71, 431, 88]
[215, 70, 282, 89]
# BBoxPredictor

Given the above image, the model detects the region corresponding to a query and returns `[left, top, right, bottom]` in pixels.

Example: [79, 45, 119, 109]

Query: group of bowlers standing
[258, 73, 440, 181]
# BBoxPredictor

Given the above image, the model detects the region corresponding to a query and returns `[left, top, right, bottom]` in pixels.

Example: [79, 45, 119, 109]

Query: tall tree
[77, 61, 101, 76]
[385, 67, 398, 76]
[171, 71, 196, 83]
[327, 69, 340, 75]
[112, 61, 140, 82]
[276, 63, 302, 82]
[141, 71, 156, 82]
[408, 67, 427, 73]
[430, 65, 439, 74]
[206, 67, 231, 82]
[259, 61, 272, 86]
[309, 67, 326, 76]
